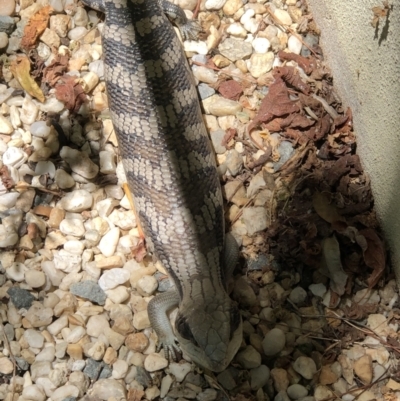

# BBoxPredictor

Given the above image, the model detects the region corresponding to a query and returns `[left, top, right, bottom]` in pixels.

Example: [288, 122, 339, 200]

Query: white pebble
[6, 262, 27, 282]
[22, 385, 46, 401]
[40, 97, 65, 113]
[252, 37, 270, 53]
[24, 329, 45, 348]
[35, 161, 56, 178]
[51, 385, 79, 401]
[64, 240, 85, 254]
[54, 169, 75, 189]
[68, 27, 88, 40]
[25, 270, 46, 288]
[2, 147, 28, 168]
[59, 218, 86, 237]
[274, 9, 292, 25]
[0, 192, 20, 208]
[99, 150, 117, 174]
[98, 268, 130, 291]
[20, 97, 39, 125]
[106, 286, 130, 304]
[183, 41, 208, 55]
[35, 346, 56, 362]
[226, 23, 247, 38]
[0, 115, 13, 134]
[66, 326, 86, 343]
[30, 121, 51, 138]
[287, 34, 303, 55]
[144, 353, 168, 372]
[47, 315, 69, 336]
[59, 189, 93, 212]
[205, 0, 226, 10]
[98, 227, 120, 257]
[136, 275, 158, 297]
[112, 359, 128, 380]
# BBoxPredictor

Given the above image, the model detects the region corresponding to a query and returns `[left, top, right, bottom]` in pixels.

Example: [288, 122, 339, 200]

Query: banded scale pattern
[82, 0, 242, 372]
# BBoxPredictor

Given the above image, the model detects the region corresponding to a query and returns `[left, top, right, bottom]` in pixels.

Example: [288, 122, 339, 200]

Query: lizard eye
[176, 314, 199, 347]
[230, 304, 241, 340]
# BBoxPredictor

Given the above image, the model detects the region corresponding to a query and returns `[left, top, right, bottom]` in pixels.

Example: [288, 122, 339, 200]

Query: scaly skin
[81, 0, 242, 371]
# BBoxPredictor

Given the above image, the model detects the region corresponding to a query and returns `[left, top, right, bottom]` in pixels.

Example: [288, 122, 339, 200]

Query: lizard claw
[157, 337, 181, 361]
[180, 20, 202, 41]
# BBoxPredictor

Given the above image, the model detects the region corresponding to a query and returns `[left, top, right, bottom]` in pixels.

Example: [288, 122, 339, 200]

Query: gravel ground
[0, 0, 399, 401]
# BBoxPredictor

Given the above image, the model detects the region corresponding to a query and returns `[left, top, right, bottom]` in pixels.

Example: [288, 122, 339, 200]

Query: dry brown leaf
[10, 56, 45, 102]
[274, 66, 311, 94]
[359, 228, 386, 288]
[43, 54, 69, 86]
[0, 165, 14, 189]
[218, 80, 243, 101]
[21, 5, 53, 50]
[321, 236, 348, 296]
[313, 191, 344, 224]
[55, 75, 87, 113]
[248, 77, 300, 133]
[277, 51, 317, 75]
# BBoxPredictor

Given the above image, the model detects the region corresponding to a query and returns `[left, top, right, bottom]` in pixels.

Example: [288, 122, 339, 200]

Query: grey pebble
[70, 280, 107, 305]
[225, 149, 243, 176]
[198, 83, 215, 100]
[289, 287, 308, 304]
[154, 271, 173, 292]
[196, 388, 218, 401]
[0, 16, 15, 34]
[287, 384, 308, 399]
[99, 364, 112, 379]
[83, 359, 102, 379]
[247, 254, 269, 271]
[62, 398, 77, 401]
[7, 287, 35, 309]
[3, 323, 14, 341]
[167, 387, 197, 399]
[210, 129, 227, 154]
[250, 365, 270, 390]
[301, 33, 319, 57]
[135, 366, 152, 387]
[217, 368, 237, 391]
[219, 38, 253, 62]
[262, 328, 286, 356]
[274, 391, 291, 401]
[236, 345, 261, 369]
[0, 32, 8, 49]
[15, 357, 29, 371]
[273, 141, 294, 172]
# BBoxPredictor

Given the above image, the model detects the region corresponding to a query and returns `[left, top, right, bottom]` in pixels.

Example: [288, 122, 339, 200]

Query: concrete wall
[305, 1, 400, 284]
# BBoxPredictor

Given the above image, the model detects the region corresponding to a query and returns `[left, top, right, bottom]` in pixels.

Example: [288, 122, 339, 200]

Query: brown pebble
[27, 223, 39, 239]
[354, 354, 373, 385]
[48, 207, 66, 228]
[319, 365, 338, 385]
[67, 344, 83, 360]
[125, 332, 149, 352]
[33, 205, 53, 217]
[0, 0, 15, 16]
[112, 316, 134, 336]
[96, 255, 124, 269]
[103, 347, 118, 365]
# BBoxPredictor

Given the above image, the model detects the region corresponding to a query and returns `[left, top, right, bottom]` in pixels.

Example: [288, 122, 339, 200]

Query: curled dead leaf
[10, 56, 45, 102]
[321, 236, 348, 296]
[313, 191, 344, 224]
[21, 6, 53, 50]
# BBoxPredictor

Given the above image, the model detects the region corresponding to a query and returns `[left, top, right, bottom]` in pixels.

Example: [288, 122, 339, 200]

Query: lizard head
[174, 294, 242, 372]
